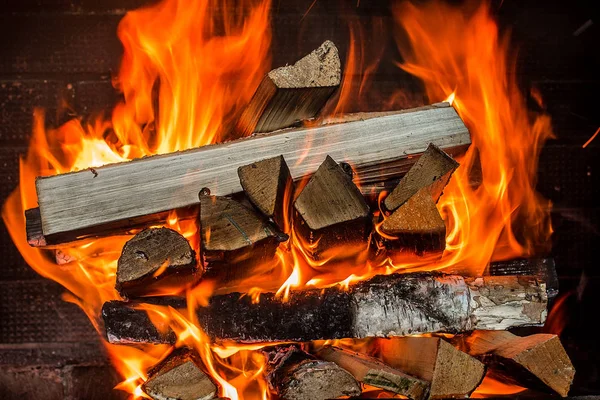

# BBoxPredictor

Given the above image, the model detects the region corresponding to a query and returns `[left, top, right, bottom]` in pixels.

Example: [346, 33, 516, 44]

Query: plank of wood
[316, 346, 429, 400]
[236, 40, 341, 135]
[378, 337, 486, 399]
[262, 345, 361, 400]
[33, 102, 470, 245]
[464, 331, 575, 397]
[101, 273, 547, 344]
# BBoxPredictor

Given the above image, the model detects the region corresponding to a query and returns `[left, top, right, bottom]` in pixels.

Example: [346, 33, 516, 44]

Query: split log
[384, 143, 459, 212]
[102, 273, 547, 344]
[199, 195, 285, 282]
[25, 207, 45, 247]
[116, 227, 199, 298]
[262, 345, 361, 400]
[31, 102, 470, 246]
[294, 155, 371, 259]
[316, 346, 429, 400]
[378, 337, 486, 399]
[238, 155, 293, 232]
[464, 330, 574, 397]
[142, 348, 218, 400]
[236, 40, 341, 135]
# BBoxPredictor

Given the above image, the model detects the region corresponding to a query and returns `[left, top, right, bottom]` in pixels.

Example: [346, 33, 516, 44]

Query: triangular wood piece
[384, 143, 459, 212]
[238, 155, 292, 232]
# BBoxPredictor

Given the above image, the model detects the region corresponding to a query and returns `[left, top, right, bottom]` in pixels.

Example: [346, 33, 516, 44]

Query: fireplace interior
[0, 0, 599, 399]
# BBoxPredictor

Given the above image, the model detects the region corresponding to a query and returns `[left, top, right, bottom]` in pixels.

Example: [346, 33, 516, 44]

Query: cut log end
[25, 207, 46, 247]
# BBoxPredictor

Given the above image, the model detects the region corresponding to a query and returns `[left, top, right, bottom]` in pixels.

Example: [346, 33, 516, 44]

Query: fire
[1, 0, 554, 398]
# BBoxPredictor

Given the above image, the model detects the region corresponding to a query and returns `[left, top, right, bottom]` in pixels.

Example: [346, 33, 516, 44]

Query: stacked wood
[102, 273, 547, 344]
[463, 330, 574, 397]
[142, 348, 218, 400]
[199, 195, 285, 282]
[378, 337, 486, 399]
[316, 346, 429, 400]
[294, 155, 371, 260]
[30, 102, 470, 246]
[238, 155, 293, 232]
[262, 345, 360, 400]
[236, 40, 341, 135]
[116, 227, 199, 298]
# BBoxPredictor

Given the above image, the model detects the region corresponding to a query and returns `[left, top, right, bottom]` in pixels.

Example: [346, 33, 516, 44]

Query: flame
[471, 372, 527, 398]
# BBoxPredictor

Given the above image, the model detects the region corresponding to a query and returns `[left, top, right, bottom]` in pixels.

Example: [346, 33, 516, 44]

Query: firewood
[116, 227, 199, 298]
[378, 337, 485, 399]
[262, 345, 361, 400]
[316, 346, 429, 400]
[384, 143, 459, 212]
[31, 102, 470, 246]
[142, 348, 218, 400]
[199, 195, 285, 282]
[294, 155, 371, 259]
[237, 40, 341, 135]
[238, 155, 293, 232]
[25, 207, 46, 247]
[464, 330, 574, 397]
[102, 273, 547, 344]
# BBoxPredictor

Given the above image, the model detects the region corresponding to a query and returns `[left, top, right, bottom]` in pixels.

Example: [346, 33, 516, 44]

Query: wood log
[116, 227, 199, 298]
[316, 346, 429, 400]
[262, 345, 361, 400]
[384, 143, 459, 212]
[238, 155, 293, 232]
[142, 348, 218, 400]
[236, 40, 341, 135]
[464, 331, 575, 397]
[102, 273, 547, 344]
[25, 207, 46, 247]
[378, 337, 486, 399]
[294, 155, 371, 259]
[32, 102, 470, 246]
[199, 195, 285, 282]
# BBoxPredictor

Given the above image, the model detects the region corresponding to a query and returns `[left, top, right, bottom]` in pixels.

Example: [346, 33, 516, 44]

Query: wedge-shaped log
[384, 143, 459, 212]
[116, 227, 199, 298]
[102, 273, 547, 344]
[237, 40, 341, 135]
[199, 195, 284, 282]
[378, 337, 485, 399]
[32, 102, 470, 246]
[142, 348, 218, 400]
[262, 345, 360, 400]
[294, 155, 371, 259]
[238, 155, 293, 232]
[316, 346, 429, 400]
[464, 331, 574, 397]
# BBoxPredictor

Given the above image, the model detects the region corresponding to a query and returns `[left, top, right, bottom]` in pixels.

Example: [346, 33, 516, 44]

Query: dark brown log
[116, 227, 199, 298]
[262, 345, 361, 400]
[236, 40, 341, 135]
[102, 273, 547, 344]
[199, 195, 286, 282]
[384, 143, 459, 212]
[238, 155, 293, 232]
[294, 155, 371, 260]
[464, 331, 575, 397]
[378, 337, 486, 399]
[316, 346, 429, 400]
[25, 208, 46, 247]
[142, 348, 218, 400]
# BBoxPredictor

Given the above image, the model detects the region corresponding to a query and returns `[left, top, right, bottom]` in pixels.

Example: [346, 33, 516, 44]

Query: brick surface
[0, 367, 64, 400]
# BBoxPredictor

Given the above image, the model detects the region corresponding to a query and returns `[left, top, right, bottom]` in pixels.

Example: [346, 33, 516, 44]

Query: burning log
[238, 155, 293, 232]
[463, 330, 575, 397]
[142, 349, 219, 400]
[262, 345, 361, 400]
[316, 346, 429, 400]
[30, 102, 470, 246]
[294, 155, 371, 260]
[378, 337, 486, 399]
[236, 40, 341, 135]
[102, 273, 547, 344]
[116, 227, 199, 298]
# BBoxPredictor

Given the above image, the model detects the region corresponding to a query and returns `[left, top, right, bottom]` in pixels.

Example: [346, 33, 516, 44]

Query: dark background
[0, 0, 598, 398]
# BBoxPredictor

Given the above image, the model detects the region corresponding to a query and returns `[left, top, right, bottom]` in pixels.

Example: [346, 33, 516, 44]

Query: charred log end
[25, 207, 47, 247]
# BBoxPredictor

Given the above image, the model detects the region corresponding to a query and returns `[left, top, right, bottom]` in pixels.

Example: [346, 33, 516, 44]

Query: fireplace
[0, 0, 598, 399]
